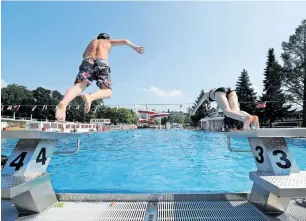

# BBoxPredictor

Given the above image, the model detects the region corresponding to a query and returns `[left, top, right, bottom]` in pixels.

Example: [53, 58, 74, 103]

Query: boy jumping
[56, 33, 144, 121]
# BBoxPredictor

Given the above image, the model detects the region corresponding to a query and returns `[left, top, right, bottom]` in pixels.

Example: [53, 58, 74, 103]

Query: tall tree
[261, 48, 293, 127]
[191, 89, 211, 126]
[168, 111, 186, 124]
[281, 19, 306, 127]
[32, 87, 52, 105]
[1, 84, 133, 124]
[1, 84, 35, 118]
[235, 69, 258, 115]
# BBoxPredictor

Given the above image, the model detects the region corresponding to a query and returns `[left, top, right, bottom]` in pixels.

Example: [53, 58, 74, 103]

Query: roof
[200, 116, 224, 122]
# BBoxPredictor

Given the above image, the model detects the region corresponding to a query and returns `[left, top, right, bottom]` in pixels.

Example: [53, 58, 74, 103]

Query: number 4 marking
[9, 152, 27, 171]
[36, 148, 47, 165]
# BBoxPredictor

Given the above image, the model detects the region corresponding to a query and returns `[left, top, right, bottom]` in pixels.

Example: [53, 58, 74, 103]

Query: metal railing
[227, 137, 251, 152]
[54, 139, 80, 155]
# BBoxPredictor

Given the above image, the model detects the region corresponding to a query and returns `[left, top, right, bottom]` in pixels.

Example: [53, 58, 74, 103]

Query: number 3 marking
[255, 146, 264, 163]
[273, 150, 291, 169]
[254, 147, 292, 169]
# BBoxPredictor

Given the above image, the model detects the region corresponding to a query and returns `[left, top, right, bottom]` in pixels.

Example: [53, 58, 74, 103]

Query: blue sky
[2, 1, 306, 111]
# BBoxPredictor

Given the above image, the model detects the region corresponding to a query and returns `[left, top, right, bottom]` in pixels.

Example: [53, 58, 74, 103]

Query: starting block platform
[1, 129, 306, 221]
[1, 130, 82, 139]
[227, 128, 306, 138]
[249, 171, 306, 198]
[227, 128, 306, 214]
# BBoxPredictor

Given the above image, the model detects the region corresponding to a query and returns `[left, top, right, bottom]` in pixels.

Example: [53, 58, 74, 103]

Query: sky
[2, 1, 306, 111]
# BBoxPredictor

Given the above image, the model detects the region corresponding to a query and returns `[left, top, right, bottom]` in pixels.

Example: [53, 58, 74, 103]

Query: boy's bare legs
[226, 92, 250, 117]
[82, 84, 112, 113]
[214, 92, 250, 130]
[56, 81, 88, 121]
[227, 92, 250, 130]
[227, 92, 259, 129]
[227, 92, 240, 111]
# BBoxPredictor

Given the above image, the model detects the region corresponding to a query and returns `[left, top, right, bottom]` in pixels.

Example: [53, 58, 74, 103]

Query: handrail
[295, 199, 306, 208]
[54, 139, 80, 155]
[227, 137, 251, 152]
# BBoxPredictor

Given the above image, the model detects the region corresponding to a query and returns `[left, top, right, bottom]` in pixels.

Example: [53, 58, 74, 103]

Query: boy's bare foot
[250, 116, 260, 129]
[55, 102, 67, 121]
[243, 116, 252, 130]
[81, 94, 92, 113]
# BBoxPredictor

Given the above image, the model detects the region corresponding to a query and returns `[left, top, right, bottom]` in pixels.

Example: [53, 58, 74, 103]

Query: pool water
[1, 129, 306, 193]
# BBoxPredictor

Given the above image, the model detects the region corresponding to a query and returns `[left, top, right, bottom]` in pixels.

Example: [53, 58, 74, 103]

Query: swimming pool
[2, 129, 306, 193]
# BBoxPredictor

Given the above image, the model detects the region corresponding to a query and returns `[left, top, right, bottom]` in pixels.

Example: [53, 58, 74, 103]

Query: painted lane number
[9, 152, 27, 171]
[254, 146, 291, 169]
[273, 150, 291, 169]
[8, 148, 47, 171]
[255, 146, 264, 163]
[36, 148, 47, 165]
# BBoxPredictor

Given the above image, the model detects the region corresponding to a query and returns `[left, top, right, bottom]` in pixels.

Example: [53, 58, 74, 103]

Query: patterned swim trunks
[74, 58, 112, 89]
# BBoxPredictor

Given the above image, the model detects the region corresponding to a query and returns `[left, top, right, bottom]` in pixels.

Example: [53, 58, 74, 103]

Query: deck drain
[148, 213, 154, 221]
[144, 202, 157, 221]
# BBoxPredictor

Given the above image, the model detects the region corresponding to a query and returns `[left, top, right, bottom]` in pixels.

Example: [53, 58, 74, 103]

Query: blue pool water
[1, 129, 306, 193]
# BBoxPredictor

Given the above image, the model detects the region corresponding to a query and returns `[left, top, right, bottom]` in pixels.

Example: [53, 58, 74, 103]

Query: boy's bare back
[83, 39, 112, 61]
[83, 38, 144, 61]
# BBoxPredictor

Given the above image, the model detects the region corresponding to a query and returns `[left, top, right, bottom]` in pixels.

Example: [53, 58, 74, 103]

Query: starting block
[227, 128, 306, 213]
[1, 131, 82, 216]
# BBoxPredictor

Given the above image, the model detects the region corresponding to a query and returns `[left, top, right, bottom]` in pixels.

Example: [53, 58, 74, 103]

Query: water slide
[137, 110, 169, 124]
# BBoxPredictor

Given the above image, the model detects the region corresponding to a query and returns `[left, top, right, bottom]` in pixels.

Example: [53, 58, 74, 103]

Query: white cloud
[145, 86, 183, 97]
[1, 79, 8, 88]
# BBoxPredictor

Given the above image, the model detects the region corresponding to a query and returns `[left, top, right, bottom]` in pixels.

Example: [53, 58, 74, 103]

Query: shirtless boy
[191, 87, 260, 130]
[55, 33, 144, 121]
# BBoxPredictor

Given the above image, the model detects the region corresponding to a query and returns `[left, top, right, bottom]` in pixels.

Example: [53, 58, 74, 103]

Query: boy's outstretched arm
[110, 39, 144, 54]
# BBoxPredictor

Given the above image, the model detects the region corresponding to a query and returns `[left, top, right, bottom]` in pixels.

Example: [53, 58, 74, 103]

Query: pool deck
[2, 193, 306, 221]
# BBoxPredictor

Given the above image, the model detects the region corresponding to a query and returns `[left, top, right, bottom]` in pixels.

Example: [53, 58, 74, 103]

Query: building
[200, 116, 224, 131]
[171, 123, 183, 129]
[90, 119, 111, 125]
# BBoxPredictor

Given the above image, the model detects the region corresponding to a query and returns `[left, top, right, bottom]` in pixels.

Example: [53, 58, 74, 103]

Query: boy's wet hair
[97, 33, 110, 40]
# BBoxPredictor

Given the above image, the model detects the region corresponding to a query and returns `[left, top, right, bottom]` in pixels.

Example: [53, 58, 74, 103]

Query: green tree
[116, 108, 137, 124]
[161, 115, 168, 125]
[32, 87, 52, 105]
[261, 48, 293, 127]
[1, 84, 35, 105]
[31, 87, 53, 120]
[96, 107, 137, 124]
[184, 114, 192, 126]
[168, 111, 185, 124]
[51, 90, 63, 104]
[1, 83, 138, 124]
[281, 19, 306, 127]
[1, 84, 35, 118]
[235, 69, 257, 115]
[191, 89, 211, 126]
